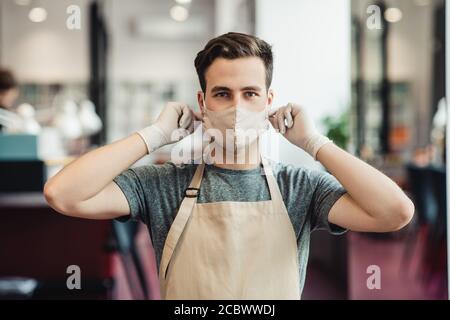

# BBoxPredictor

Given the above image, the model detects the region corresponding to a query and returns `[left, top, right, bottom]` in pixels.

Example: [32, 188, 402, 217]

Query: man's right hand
[137, 101, 201, 154]
[44, 101, 202, 220]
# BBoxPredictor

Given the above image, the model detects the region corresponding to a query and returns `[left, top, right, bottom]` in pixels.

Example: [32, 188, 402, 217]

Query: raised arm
[44, 133, 147, 219]
[269, 103, 414, 232]
[44, 102, 199, 220]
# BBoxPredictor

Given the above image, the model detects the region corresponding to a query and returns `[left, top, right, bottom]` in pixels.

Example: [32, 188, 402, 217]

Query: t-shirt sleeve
[113, 167, 149, 224]
[112, 162, 193, 226]
[309, 169, 348, 235]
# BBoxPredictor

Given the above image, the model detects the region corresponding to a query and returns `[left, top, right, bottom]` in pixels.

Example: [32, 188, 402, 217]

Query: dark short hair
[194, 32, 273, 92]
[0, 68, 17, 93]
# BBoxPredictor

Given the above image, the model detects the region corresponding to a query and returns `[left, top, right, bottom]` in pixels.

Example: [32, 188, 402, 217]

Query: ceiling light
[384, 7, 402, 23]
[29, 7, 47, 23]
[175, 0, 192, 4]
[170, 5, 189, 22]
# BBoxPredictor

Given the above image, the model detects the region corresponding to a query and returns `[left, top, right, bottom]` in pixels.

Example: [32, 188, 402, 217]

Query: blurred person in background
[0, 68, 19, 132]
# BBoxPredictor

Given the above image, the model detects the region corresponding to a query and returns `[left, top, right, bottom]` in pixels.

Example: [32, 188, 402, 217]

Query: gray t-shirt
[113, 158, 347, 296]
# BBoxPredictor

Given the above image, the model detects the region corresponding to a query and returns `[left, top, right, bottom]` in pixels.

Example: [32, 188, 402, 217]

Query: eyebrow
[242, 86, 262, 92]
[210, 86, 263, 93]
[210, 86, 230, 93]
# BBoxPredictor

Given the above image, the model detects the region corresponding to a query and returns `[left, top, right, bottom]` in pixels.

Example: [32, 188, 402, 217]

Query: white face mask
[202, 103, 270, 153]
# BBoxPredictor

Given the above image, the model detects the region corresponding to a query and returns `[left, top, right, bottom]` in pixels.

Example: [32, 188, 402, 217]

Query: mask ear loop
[258, 106, 271, 162]
[200, 97, 216, 148]
[200, 94, 220, 164]
[199, 92, 206, 117]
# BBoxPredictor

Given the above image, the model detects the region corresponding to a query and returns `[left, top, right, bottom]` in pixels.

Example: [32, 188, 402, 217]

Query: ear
[197, 90, 205, 113]
[267, 88, 274, 107]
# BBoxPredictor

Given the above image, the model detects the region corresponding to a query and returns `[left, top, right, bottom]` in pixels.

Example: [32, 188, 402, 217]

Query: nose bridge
[231, 93, 241, 108]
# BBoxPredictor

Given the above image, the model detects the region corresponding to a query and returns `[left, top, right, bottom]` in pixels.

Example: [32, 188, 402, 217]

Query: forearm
[44, 133, 147, 206]
[316, 143, 413, 220]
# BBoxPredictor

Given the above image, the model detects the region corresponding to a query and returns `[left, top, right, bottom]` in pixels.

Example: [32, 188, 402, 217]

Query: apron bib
[159, 156, 300, 299]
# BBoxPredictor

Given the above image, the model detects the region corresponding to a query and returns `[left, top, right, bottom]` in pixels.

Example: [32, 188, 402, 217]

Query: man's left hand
[269, 103, 332, 160]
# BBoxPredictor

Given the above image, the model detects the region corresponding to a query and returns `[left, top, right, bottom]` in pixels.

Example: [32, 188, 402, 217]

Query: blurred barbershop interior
[0, 0, 448, 299]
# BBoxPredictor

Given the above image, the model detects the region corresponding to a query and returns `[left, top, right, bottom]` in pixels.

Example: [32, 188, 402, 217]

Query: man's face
[197, 57, 273, 113]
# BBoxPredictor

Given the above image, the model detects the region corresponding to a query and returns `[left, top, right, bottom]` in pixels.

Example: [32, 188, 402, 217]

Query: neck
[211, 140, 261, 170]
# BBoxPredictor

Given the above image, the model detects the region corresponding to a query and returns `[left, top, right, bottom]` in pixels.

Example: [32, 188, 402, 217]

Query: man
[44, 32, 414, 299]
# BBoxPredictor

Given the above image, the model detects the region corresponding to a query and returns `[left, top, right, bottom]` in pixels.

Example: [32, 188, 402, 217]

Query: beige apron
[158, 157, 300, 300]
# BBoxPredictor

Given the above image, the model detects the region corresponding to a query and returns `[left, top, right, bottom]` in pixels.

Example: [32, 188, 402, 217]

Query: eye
[245, 92, 258, 97]
[214, 92, 229, 98]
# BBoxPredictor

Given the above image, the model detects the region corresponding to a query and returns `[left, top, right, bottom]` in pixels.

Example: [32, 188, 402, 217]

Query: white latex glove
[137, 102, 201, 154]
[269, 103, 333, 160]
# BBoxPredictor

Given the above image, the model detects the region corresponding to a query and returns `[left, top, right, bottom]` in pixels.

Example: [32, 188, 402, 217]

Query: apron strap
[261, 156, 283, 203]
[160, 162, 205, 280]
